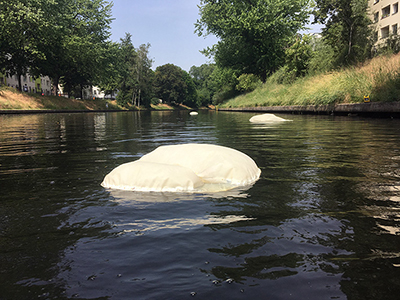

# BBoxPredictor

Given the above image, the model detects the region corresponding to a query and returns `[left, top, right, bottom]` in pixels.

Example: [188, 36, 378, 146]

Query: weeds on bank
[222, 53, 400, 108]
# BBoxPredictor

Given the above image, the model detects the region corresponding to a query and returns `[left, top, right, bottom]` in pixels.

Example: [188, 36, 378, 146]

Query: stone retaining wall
[218, 102, 400, 117]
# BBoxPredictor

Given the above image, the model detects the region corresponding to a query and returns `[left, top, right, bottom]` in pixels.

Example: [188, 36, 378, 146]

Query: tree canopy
[154, 64, 197, 106]
[195, 0, 312, 81]
[313, 0, 372, 65]
[0, 0, 113, 94]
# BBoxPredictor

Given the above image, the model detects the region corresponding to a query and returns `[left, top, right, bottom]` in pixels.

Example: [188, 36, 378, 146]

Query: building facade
[370, 0, 400, 43]
[0, 73, 52, 95]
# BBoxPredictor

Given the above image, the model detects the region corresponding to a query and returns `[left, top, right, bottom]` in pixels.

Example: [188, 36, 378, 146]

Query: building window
[393, 24, 398, 35]
[381, 26, 390, 38]
[374, 12, 379, 22]
[394, 3, 399, 14]
[382, 5, 391, 19]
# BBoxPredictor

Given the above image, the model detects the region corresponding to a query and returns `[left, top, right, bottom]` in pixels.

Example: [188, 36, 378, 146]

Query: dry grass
[0, 87, 194, 111]
[0, 87, 124, 111]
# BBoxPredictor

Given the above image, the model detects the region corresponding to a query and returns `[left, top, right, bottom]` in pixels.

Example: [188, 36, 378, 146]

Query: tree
[307, 35, 335, 75]
[0, 0, 49, 91]
[313, 0, 372, 66]
[0, 0, 113, 96]
[154, 64, 197, 106]
[56, 0, 114, 98]
[236, 73, 262, 93]
[132, 43, 154, 107]
[195, 0, 312, 81]
[182, 71, 198, 107]
[278, 34, 313, 83]
[209, 66, 240, 104]
[97, 41, 121, 97]
[189, 64, 216, 106]
[116, 33, 137, 106]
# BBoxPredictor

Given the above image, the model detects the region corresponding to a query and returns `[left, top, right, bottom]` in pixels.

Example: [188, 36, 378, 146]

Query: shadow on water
[1, 111, 400, 299]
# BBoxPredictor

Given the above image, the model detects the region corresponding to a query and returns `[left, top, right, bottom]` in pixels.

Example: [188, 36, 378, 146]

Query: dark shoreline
[2, 101, 400, 118]
[0, 109, 125, 115]
[218, 101, 400, 118]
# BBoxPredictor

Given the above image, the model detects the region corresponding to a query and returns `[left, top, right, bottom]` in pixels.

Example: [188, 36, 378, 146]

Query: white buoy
[249, 113, 291, 123]
[190, 111, 198, 116]
[102, 144, 261, 192]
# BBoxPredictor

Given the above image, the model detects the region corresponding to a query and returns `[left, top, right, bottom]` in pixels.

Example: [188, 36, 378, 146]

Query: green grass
[221, 53, 400, 108]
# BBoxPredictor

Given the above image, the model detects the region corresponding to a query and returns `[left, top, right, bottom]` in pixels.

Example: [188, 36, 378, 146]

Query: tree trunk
[52, 76, 60, 96]
[348, 23, 354, 58]
[17, 72, 22, 91]
[132, 90, 136, 106]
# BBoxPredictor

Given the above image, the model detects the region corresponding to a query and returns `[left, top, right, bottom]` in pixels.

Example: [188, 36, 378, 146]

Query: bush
[236, 74, 262, 93]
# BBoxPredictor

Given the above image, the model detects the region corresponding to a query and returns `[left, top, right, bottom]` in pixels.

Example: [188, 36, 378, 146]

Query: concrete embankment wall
[2, 101, 400, 117]
[218, 102, 400, 118]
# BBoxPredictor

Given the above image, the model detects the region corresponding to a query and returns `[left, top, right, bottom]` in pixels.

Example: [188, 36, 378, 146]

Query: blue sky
[109, 0, 219, 72]
[109, 1, 322, 72]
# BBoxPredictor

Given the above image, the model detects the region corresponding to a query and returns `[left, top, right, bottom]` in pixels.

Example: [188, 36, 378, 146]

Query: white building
[0, 73, 52, 95]
[369, 0, 400, 43]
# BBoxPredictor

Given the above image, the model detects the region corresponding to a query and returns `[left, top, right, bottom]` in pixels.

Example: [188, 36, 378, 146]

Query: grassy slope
[0, 87, 126, 110]
[0, 87, 193, 111]
[222, 53, 400, 108]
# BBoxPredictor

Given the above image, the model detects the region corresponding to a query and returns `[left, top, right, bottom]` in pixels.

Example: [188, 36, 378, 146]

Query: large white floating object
[249, 113, 290, 123]
[101, 144, 261, 192]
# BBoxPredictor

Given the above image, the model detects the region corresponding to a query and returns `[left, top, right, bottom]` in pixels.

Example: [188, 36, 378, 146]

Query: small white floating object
[101, 143, 261, 192]
[249, 113, 290, 123]
[189, 111, 198, 115]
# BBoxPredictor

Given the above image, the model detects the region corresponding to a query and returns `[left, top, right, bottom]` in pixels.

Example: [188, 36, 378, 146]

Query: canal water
[1, 111, 400, 299]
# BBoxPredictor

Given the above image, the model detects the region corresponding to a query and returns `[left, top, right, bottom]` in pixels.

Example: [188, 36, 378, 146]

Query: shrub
[236, 74, 262, 93]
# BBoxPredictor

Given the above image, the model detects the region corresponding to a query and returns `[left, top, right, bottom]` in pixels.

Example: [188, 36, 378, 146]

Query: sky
[109, 1, 322, 72]
[109, 0, 219, 72]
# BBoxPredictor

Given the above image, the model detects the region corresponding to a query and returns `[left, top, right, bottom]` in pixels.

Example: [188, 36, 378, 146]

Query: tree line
[195, 0, 400, 104]
[1, 0, 399, 108]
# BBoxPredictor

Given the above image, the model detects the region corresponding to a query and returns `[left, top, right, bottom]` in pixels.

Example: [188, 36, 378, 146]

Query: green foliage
[307, 35, 335, 75]
[0, 0, 113, 95]
[116, 33, 137, 106]
[133, 43, 154, 108]
[181, 71, 198, 107]
[209, 66, 240, 104]
[189, 64, 216, 106]
[114, 35, 154, 108]
[236, 74, 262, 93]
[284, 35, 313, 81]
[196, 0, 312, 80]
[154, 64, 197, 106]
[222, 54, 400, 108]
[373, 35, 400, 56]
[0, 0, 49, 90]
[97, 41, 121, 95]
[313, 0, 372, 66]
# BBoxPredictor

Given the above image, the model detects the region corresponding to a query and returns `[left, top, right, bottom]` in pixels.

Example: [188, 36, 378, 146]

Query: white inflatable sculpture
[249, 113, 290, 123]
[102, 144, 261, 193]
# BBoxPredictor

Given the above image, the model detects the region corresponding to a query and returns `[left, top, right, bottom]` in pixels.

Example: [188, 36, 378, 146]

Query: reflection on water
[1, 111, 400, 299]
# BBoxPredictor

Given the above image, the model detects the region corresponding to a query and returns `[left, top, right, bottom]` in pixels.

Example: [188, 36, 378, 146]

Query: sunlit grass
[222, 53, 400, 108]
[0, 86, 125, 110]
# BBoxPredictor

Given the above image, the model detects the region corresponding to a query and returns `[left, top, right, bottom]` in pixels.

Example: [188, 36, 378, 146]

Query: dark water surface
[1, 111, 400, 299]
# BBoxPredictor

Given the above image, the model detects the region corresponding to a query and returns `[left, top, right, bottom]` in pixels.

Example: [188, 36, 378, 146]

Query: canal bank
[2, 101, 400, 117]
[218, 101, 400, 118]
